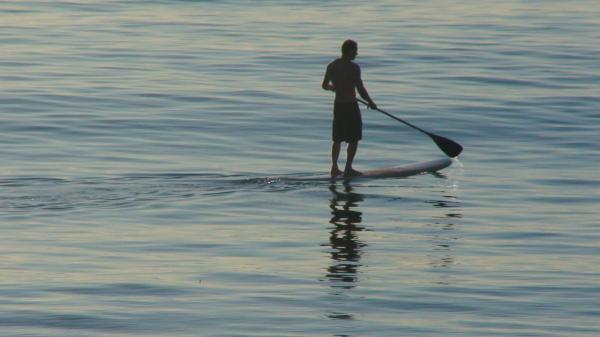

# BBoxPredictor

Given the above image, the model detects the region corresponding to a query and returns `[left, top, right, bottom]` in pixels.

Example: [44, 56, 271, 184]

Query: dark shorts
[332, 101, 362, 142]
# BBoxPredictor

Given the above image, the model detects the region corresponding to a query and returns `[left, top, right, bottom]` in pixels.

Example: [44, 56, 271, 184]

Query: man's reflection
[323, 182, 367, 290]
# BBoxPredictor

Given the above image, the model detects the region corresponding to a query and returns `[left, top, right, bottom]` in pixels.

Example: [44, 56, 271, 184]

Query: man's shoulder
[328, 58, 359, 69]
[346, 60, 361, 74]
[327, 58, 343, 67]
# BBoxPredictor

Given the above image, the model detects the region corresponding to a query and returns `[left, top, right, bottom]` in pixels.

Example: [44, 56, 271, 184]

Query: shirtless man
[322, 39, 377, 178]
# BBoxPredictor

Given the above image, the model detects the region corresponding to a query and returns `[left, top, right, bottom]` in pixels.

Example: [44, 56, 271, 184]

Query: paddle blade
[429, 133, 463, 158]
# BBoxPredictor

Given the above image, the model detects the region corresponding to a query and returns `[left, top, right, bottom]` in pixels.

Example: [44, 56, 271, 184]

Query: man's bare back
[324, 58, 361, 103]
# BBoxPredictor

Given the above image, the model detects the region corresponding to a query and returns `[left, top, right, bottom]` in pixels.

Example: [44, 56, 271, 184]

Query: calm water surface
[1, 1, 599, 336]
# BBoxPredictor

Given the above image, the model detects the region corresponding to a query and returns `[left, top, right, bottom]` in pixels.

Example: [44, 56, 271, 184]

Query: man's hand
[368, 100, 377, 110]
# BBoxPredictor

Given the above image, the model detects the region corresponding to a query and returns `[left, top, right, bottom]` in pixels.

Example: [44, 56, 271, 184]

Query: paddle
[357, 98, 463, 158]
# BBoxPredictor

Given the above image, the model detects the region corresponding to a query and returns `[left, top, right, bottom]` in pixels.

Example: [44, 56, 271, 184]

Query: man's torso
[327, 58, 360, 102]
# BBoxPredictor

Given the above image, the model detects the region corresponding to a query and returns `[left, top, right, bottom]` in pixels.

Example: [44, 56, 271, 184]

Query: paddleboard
[348, 158, 452, 180]
[285, 158, 452, 182]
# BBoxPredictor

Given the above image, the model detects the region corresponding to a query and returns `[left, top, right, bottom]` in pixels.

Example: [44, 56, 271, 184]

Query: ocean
[1, 1, 599, 336]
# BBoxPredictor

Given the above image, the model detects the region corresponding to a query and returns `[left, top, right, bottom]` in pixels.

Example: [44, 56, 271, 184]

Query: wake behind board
[286, 158, 452, 182]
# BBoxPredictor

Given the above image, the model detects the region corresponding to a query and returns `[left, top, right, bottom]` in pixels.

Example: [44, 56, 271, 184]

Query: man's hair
[341, 39, 357, 55]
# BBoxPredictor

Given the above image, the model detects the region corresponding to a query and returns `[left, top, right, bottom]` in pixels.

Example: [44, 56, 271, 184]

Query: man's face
[349, 49, 357, 60]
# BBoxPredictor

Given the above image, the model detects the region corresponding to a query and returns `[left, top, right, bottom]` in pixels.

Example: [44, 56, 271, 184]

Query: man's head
[341, 39, 358, 60]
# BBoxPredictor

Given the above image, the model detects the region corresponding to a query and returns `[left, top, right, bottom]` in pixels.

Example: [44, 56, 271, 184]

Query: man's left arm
[356, 67, 377, 109]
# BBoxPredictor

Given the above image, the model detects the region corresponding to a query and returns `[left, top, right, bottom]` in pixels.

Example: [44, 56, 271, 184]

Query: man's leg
[344, 141, 362, 176]
[331, 141, 342, 177]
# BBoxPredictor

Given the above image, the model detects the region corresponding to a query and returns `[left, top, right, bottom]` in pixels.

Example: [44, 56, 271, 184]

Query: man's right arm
[322, 65, 335, 92]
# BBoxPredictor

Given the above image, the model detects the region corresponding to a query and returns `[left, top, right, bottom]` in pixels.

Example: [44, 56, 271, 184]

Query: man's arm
[322, 65, 335, 92]
[356, 65, 377, 109]
[356, 69, 377, 109]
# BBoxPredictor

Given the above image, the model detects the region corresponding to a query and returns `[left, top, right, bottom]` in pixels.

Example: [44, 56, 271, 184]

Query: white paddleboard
[349, 158, 452, 179]
[287, 158, 452, 181]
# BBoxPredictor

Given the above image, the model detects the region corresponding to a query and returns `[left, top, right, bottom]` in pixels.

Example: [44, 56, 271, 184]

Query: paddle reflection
[323, 182, 367, 290]
[426, 194, 463, 271]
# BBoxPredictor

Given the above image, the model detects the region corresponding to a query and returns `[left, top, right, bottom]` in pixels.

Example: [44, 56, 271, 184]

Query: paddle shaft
[356, 98, 463, 158]
[356, 98, 429, 136]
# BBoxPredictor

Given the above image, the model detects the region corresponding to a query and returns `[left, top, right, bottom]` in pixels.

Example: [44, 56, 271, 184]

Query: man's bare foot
[343, 168, 363, 177]
[330, 167, 342, 177]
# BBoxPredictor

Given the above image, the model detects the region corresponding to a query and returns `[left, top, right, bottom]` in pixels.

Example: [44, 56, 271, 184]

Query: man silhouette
[322, 39, 377, 178]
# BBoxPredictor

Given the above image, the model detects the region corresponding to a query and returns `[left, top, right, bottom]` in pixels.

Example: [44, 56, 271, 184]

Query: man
[322, 39, 377, 178]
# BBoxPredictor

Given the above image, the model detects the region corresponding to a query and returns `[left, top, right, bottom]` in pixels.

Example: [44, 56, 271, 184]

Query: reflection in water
[321, 180, 463, 327]
[324, 182, 366, 290]
[322, 182, 367, 324]
[426, 194, 463, 271]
